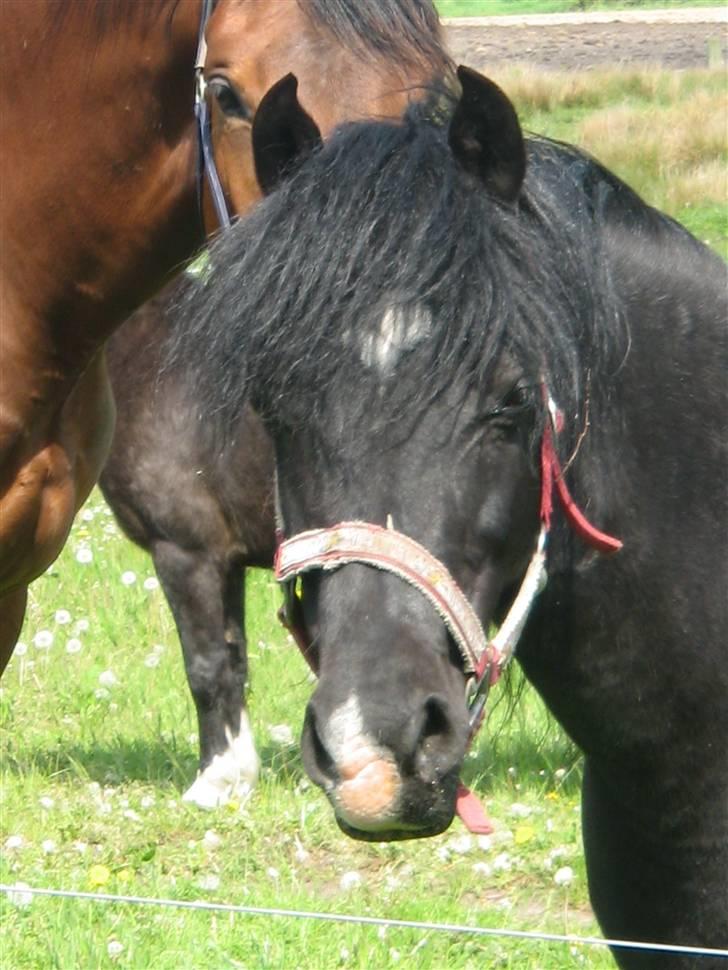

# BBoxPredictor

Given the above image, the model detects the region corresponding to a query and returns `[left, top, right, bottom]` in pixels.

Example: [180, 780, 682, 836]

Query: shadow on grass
[2, 738, 198, 789]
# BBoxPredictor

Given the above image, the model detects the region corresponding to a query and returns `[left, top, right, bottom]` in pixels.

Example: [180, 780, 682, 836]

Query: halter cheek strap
[194, 0, 233, 231]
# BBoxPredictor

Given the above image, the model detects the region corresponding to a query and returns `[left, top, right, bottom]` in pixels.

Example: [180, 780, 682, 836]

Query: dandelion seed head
[74, 618, 90, 633]
[339, 870, 363, 890]
[472, 861, 492, 876]
[268, 723, 294, 746]
[39, 796, 55, 810]
[107, 940, 124, 959]
[54, 609, 72, 625]
[41, 839, 57, 854]
[33, 630, 54, 650]
[554, 865, 575, 886]
[6, 882, 33, 907]
[4, 835, 24, 850]
[510, 802, 531, 818]
[66, 637, 83, 654]
[144, 653, 160, 668]
[143, 576, 160, 591]
[197, 874, 220, 891]
[266, 866, 280, 881]
[447, 834, 473, 855]
[120, 570, 137, 586]
[98, 670, 118, 688]
[203, 830, 221, 849]
[76, 547, 93, 564]
[493, 852, 512, 872]
[15, 641, 28, 656]
[140, 795, 155, 809]
[95, 688, 110, 701]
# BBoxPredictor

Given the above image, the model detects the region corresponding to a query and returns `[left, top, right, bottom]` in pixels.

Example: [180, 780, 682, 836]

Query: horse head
[202, 0, 453, 226]
[244, 67, 541, 839]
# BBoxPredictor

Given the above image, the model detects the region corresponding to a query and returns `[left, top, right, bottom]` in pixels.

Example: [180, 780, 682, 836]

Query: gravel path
[443, 6, 728, 72]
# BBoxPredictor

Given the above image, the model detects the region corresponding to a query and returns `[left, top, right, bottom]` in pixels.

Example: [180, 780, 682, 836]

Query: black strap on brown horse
[195, 0, 233, 231]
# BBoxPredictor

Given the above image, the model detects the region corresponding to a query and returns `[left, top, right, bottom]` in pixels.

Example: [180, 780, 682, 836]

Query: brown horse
[0, 1, 450, 676]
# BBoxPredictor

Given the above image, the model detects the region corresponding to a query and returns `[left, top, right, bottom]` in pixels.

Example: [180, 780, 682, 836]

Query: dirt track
[444, 15, 727, 72]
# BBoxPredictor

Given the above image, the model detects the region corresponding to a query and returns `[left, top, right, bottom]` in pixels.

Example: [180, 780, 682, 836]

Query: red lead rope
[540, 422, 623, 554]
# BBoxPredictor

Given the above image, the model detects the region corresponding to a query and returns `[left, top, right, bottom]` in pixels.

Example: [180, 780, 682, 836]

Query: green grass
[2, 494, 601, 969]
[436, 1, 721, 17]
[491, 66, 728, 257]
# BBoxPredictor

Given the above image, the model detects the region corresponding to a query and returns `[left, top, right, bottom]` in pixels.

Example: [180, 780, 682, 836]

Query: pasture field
[2, 67, 725, 968]
[436, 1, 721, 17]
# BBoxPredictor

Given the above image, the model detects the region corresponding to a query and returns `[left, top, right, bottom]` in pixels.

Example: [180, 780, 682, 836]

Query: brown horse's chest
[0, 352, 115, 592]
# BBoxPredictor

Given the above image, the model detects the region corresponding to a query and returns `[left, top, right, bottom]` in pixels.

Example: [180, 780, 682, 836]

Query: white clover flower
[203, 830, 221, 849]
[39, 796, 54, 810]
[4, 835, 24, 850]
[120, 570, 136, 586]
[197, 874, 220, 891]
[66, 638, 83, 654]
[268, 723, 294, 746]
[6, 883, 33, 907]
[33, 630, 54, 650]
[98, 670, 118, 688]
[339, 870, 363, 890]
[75, 547, 93, 564]
[107, 940, 124, 959]
[143, 576, 160, 591]
[41, 839, 57, 854]
[144, 653, 160, 668]
[54, 609, 72, 625]
[15, 641, 28, 657]
[554, 865, 574, 886]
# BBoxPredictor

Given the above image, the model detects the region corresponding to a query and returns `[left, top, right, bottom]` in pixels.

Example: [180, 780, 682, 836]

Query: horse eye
[207, 77, 253, 122]
[500, 384, 532, 411]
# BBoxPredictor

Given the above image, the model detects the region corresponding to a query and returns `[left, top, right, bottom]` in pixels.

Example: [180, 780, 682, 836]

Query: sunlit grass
[2, 492, 602, 968]
[489, 66, 728, 256]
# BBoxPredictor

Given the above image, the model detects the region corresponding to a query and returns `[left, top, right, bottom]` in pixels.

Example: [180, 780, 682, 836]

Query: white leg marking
[182, 710, 260, 810]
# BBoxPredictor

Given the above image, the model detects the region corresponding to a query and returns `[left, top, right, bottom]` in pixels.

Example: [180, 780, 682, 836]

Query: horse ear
[448, 65, 526, 203]
[252, 73, 322, 195]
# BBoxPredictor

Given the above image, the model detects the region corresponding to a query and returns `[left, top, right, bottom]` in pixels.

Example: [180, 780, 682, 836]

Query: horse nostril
[301, 704, 339, 789]
[415, 695, 459, 782]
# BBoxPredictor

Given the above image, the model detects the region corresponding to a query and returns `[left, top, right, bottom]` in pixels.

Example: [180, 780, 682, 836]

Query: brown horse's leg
[0, 585, 28, 675]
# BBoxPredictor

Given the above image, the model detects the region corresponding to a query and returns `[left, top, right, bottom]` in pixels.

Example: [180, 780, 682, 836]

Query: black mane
[170, 93, 700, 448]
[298, 0, 450, 73]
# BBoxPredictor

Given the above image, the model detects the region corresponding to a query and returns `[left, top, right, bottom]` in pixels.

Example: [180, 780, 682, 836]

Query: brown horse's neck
[0, 0, 204, 383]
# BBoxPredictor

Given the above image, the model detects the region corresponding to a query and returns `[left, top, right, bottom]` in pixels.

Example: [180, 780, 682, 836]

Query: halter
[274, 390, 622, 833]
[194, 0, 233, 230]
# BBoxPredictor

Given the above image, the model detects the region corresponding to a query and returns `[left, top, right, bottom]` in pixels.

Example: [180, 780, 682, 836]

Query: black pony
[172, 69, 727, 967]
